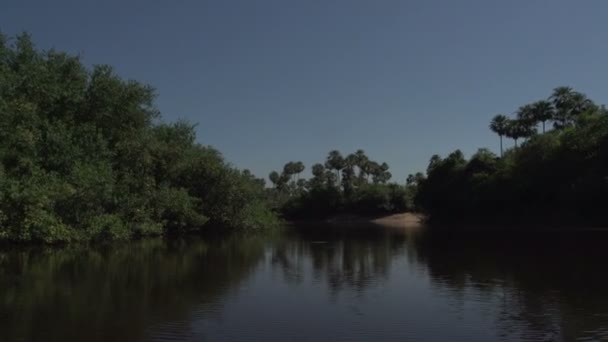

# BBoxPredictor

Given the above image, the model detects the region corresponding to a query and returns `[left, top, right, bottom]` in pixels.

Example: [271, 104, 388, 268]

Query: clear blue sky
[2, 0, 607, 182]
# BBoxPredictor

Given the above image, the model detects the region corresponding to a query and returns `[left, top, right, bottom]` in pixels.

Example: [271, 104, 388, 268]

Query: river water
[1, 224, 607, 341]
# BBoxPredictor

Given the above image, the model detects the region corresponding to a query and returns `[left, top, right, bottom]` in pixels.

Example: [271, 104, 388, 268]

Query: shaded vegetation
[0, 33, 278, 242]
[412, 86, 608, 226]
[269, 149, 412, 219]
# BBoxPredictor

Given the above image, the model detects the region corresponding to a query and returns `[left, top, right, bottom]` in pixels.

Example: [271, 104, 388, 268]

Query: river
[1, 224, 607, 341]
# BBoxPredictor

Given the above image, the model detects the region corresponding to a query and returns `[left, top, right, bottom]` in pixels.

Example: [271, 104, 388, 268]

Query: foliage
[0, 33, 278, 242]
[270, 150, 408, 219]
[414, 87, 608, 226]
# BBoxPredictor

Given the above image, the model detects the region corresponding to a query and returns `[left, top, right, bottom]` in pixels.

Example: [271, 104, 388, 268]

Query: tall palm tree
[551, 86, 572, 129]
[516, 104, 535, 125]
[325, 150, 344, 185]
[506, 119, 536, 148]
[269, 171, 280, 187]
[530, 100, 554, 133]
[570, 92, 594, 116]
[354, 149, 369, 180]
[293, 161, 305, 181]
[283, 162, 296, 182]
[365, 161, 380, 182]
[311, 163, 325, 178]
[489, 114, 508, 157]
[549, 86, 593, 129]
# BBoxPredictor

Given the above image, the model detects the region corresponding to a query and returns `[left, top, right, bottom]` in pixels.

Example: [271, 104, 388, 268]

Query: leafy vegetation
[269, 149, 411, 219]
[413, 86, 608, 226]
[0, 33, 278, 242]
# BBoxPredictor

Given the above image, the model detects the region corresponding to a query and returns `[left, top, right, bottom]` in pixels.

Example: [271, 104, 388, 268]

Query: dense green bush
[0, 33, 278, 242]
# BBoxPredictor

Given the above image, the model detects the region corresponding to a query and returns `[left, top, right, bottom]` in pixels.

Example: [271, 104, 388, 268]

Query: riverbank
[288, 212, 425, 228]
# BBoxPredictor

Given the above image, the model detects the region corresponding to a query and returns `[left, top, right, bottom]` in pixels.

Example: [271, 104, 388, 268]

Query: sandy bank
[289, 212, 426, 228]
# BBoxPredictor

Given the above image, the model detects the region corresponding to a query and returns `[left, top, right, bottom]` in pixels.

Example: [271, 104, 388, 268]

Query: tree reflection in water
[0, 236, 267, 342]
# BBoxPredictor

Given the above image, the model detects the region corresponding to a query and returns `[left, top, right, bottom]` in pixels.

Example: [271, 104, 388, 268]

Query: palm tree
[269, 171, 280, 187]
[342, 153, 358, 189]
[293, 161, 305, 181]
[489, 114, 508, 157]
[365, 161, 380, 182]
[516, 104, 535, 124]
[354, 149, 369, 180]
[506, 119, 536, 148]
[549, 86, 594, 129]
[311, 163, 325, 177]
[325, 150, 344, 185]
[550, 86, 573, 129]
[283, 162, 296, 182]
[372, 162, 391, 184]
[570, 92, 594, 116]
[530, 100, 554, 133]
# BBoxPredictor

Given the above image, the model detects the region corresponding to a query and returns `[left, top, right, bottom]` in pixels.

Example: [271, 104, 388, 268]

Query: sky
[2, 0, 608, 182]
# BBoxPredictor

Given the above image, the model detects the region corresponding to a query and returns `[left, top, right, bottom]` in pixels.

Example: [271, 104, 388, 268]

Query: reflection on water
[1, 225, 607, 341]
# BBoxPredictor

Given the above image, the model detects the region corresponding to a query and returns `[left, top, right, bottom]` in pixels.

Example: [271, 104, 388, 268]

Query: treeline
[269, 150, 412, 219]
[412, 87, 608, 226]
[0, 33, 278, 243]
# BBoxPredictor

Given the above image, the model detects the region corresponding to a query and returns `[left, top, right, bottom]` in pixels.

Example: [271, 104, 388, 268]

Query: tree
[550, 86, 594, 129]
[324, 150, 344, 185]
[293, 161, 305, 180]
[427, 155, 443, 174]
[342, 153, 358, 190]
[366, 161, 380, 183]
[530, 100, 554, 133]
[490, 114, 509, 157]
[0, 32, 279, 242]
[406, 172, 425, 186]
[269, 171, 280, 187]
[354, 149, 369, 180]
[371, 162, 391, 184]
[505, 119, 536, 148]
[282, 162, 296, 182]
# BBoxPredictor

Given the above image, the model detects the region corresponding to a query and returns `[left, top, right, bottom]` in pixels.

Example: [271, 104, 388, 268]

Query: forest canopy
[0, 33, 278, 243]
[412, 87, 608, 226]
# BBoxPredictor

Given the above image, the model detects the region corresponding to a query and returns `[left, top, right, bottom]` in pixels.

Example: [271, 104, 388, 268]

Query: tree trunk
[500, 135, 503, 157]
[514, 139, 518, 148]
[542, 121, 546, 134]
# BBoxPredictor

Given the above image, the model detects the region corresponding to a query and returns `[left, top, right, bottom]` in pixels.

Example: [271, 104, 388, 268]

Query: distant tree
[489, 114, 509, 157]
[530, 100, 554, 133]
[354, 149, 369, 180]
[311, 163, 325, 177]
[325, 150, 344, 185]
[550, 86, 594, 129]
[406, 172, 425, 186]
[516, 104, 536, 127]
[505, 119, 536, 148]
[366, 161, 380, 183]
[427, 155, 443, 174]
[372, 162, 391, 184]
[283, 162, 296, 182]
[293, 161, 305, 180]
[269, 171, 280, 188]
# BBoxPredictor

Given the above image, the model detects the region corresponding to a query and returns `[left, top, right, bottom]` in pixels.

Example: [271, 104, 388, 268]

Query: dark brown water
[1, 225, 608, 342]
